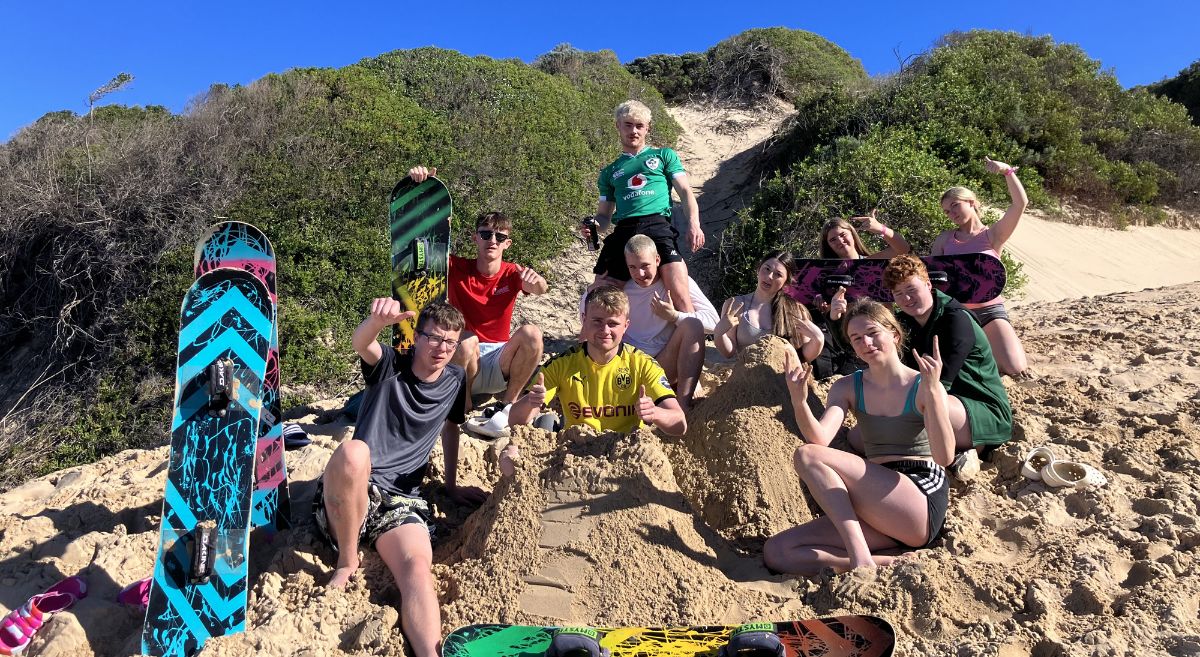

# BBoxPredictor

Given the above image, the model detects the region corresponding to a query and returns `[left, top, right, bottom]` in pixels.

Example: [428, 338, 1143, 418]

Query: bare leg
[375, 524, 441, 657]
[983, 318, 1027, 376]
[451, 333, 480, 412]
[763, 515, 902, 576]
[786, 444, 932, 571]
[659, 262, 695, 313]
[321, 440, 371, 587]
[656, 318, 703, 411]
[499, 325, 543, 404]
[945, 394, 972, 450]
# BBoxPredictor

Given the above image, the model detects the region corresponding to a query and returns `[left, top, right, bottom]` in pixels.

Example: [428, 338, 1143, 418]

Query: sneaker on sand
[465, 403, 511, 439]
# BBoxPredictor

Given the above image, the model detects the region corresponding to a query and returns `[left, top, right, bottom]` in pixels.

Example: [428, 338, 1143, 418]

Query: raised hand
[408, 165, 436, 182]
[635, 384, 660, 425]
[852, 208, 884, 236]
[983, 156, 1017, 176]
[650, 290, 679, 322]
[784, 346, 811, 397]
[828, 286, 848, 321]
[518, 265, 546, 291]
[370, 297, 414, 325]
[722, 298, 745, 328]
[914, 336, 947, 407]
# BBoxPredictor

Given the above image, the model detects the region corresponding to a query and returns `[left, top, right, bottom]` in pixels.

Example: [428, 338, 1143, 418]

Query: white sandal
[1021, 447, 1055, 481]
[1040, 460, 1107, 489]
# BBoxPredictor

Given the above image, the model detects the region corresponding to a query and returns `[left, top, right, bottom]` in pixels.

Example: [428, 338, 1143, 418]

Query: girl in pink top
[930, 157, 1028, 376]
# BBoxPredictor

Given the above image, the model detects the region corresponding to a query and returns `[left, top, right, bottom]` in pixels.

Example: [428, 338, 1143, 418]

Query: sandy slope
[2, 102, 1200, 657]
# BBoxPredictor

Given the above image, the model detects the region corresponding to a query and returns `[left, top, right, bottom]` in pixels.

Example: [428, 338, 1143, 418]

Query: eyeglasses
[477, 229, 509, 242]
[417, 330, 459, 350]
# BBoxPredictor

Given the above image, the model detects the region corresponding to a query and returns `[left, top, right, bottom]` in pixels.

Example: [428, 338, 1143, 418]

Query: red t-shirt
[448, 255, 523, 343]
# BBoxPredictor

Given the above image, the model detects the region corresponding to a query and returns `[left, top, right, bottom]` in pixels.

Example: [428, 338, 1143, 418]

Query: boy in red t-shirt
[408, 166, 548, 437]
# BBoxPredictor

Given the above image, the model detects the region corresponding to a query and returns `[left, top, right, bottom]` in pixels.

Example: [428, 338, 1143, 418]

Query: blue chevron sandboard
[142, 268, 274, 657]
[194, 221, 291, 532]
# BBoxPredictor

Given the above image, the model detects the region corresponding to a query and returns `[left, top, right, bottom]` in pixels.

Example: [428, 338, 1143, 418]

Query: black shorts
[593, 214, 683, 280]
[312, 480, 434, 551]
[969, 303, 1011, 328]
[879, 459, 948, 548]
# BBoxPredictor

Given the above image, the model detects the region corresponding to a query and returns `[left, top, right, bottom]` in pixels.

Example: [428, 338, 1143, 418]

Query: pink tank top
[942, 228, 1004, 308]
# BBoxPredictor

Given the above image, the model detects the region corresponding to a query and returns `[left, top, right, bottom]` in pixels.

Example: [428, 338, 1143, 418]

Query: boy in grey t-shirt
[314, 299, 486, 657]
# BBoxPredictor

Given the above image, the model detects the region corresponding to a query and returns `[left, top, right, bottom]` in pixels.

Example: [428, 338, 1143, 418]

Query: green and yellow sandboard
[442, 617, 895, 657]
[389, 175, 452, 353]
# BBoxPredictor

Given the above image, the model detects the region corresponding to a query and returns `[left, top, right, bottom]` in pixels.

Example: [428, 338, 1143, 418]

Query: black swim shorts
[879, 459, 948, 548]
[593, 214, 684, 280]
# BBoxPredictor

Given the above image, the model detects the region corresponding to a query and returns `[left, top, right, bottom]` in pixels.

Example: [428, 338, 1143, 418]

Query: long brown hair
[819, 218, 870, 259]
[761, 251, 812, 353]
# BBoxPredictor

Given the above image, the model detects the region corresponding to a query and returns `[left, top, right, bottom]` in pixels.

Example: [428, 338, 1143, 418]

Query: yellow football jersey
[540, 342, 675, 433]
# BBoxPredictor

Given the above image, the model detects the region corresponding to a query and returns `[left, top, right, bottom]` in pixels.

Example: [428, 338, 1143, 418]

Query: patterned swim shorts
[312, 480, 433, 552]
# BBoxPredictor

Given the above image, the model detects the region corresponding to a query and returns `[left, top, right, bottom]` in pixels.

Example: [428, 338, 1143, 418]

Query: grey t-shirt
[357, 346, 466, 496]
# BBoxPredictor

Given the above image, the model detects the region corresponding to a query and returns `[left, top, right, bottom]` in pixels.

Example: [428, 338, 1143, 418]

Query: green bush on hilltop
[721, 30, 1200, 297]
[627, 27, 867, 104]
[0, 47, 675, 486]
[1145, 59, 1200, 125]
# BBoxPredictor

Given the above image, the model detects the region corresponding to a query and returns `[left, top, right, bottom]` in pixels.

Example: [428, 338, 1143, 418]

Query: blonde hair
[818, 218, 870, 259]
[584, 285, 629, 316]
[842, 299, 906, 350]
[615, 100, 652, 125]
[941, 186, 980, 209]
[624, 234, 657, 256]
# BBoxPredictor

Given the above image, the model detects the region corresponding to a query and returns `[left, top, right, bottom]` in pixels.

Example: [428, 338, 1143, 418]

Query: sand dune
[1, 102, 1199, 656]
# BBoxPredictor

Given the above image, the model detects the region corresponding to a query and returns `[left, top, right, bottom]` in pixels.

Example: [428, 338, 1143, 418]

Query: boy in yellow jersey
[507, 285, 687, 436]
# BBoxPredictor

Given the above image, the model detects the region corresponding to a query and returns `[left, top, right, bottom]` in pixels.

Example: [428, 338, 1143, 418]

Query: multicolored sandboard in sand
[194, 221, 291, 531]
[142, 268, 274, 657]
[389, 175, 452, 353]
[442, 617, 895, 657]
[786, 254, 1007, 307]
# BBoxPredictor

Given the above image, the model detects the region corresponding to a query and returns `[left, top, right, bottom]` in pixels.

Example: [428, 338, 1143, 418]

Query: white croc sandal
[1021, 447, 1056, 481]
[1041, 460, 1107, 489]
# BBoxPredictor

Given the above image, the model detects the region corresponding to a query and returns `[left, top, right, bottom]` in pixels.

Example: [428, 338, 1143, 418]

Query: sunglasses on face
[477, 229, 509, 242]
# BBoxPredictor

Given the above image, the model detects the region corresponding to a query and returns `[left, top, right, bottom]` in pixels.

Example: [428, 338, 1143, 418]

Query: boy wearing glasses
[408, 166, 548, 437]
[314, 299, 487, 657]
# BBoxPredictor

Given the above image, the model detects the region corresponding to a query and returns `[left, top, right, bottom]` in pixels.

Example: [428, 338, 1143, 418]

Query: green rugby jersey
[597, 147, 685, 221]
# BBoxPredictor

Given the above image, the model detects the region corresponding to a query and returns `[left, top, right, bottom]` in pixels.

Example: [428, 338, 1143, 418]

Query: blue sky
[2, 1, 1195, 140]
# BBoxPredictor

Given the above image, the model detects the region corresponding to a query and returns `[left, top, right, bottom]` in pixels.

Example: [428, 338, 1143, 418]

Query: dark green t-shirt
[597, 147, 685, 221]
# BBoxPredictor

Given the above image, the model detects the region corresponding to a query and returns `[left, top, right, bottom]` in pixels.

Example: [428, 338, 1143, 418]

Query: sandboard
[786, 254, 1006, 306]
[389, 175, 452, 352]
[194, 221, 291, 531]
[442, 617, 895, 657]
[142, 268, 274, 657]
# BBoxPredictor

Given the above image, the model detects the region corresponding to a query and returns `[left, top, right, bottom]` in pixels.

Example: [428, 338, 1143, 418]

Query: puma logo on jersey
[494, 285, 510, 295]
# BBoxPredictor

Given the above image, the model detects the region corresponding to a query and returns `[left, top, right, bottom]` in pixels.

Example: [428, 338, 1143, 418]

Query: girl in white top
[714, 251, 822, 361]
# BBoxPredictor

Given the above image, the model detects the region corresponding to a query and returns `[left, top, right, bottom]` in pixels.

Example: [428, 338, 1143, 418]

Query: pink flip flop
[0, 576, 87, 656]
[118, 577, 152, 610]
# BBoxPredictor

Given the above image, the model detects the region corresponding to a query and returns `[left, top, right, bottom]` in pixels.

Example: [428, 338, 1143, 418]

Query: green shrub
[627, 27, 866, 105]
[1145, 59, 1200, 124]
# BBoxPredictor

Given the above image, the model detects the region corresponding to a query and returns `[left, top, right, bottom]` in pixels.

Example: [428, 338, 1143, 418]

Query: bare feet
[498, 444, 519, 477]
[327, 560, 359, 588]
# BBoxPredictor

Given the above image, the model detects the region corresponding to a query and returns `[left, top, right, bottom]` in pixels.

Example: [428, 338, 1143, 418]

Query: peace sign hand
[723, 298, 744, 328]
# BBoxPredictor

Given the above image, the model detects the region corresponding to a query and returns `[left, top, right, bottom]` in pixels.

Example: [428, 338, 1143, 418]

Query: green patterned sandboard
[389, 175, 452, 353]
[442, 617, 895, 657]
